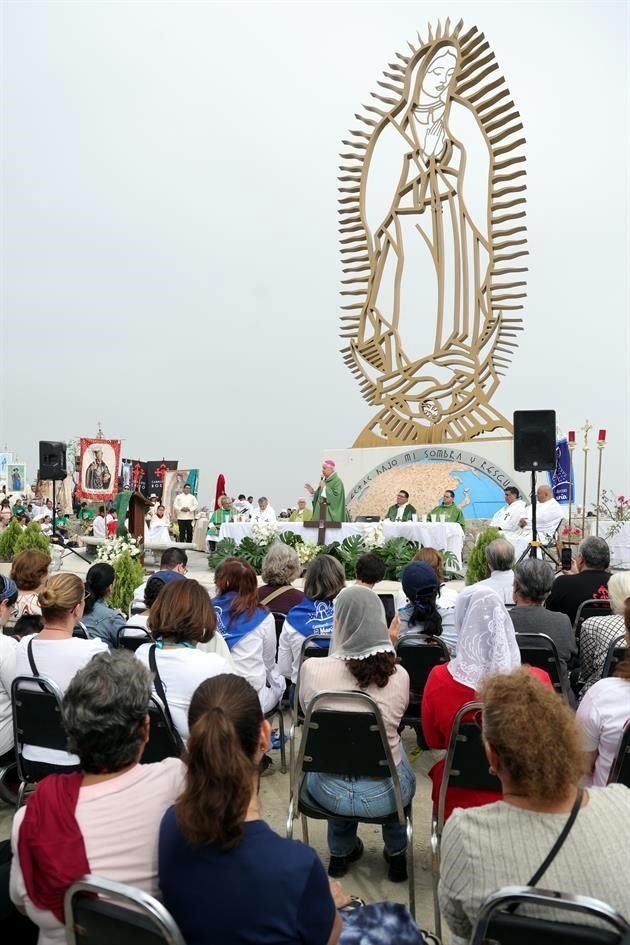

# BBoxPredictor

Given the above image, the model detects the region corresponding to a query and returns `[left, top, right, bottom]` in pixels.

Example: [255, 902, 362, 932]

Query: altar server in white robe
[490, 486, 527, 535]
[146, 505, 171, 544]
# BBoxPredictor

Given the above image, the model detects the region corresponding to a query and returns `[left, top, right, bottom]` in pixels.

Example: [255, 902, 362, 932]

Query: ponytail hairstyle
[176, 674, 263, 848]
[84, 562, 116, 615]
[408, 587, 443, 634]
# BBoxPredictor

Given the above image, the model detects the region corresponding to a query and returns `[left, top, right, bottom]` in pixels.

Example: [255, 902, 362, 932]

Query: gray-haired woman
[277, 555, 345, 683]
[10, 651, 184, 945]
[300, 586, 414, 882]
[257, 543, 305, 615]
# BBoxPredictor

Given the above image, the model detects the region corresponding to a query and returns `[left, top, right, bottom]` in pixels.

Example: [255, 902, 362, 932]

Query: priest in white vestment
[506, 484, 563, 548]
[490, 486, 527, 535]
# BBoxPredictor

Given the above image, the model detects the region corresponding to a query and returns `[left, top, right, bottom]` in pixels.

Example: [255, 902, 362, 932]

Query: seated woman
[15, 574, 107, 767]
[0, 577, 19, 763]
[81, 562, 127, 646]
[439, 669, 630, 945]
[576, 598, 630, 785]
[212, 558, 285, 713]
[257, 543, 304, 614]
[509, 558, 577, 683]
[396, 561, 443, 638]
[10, 651, 184, 945]
[577, 571, 630, 698]
[159, 673, 344, 945]
[396, 551, 458, 652]
[7, 549, 49, 630]
[301, 587, 414, 882]
[278, 555, 346, 684]
[135, 578, 232, 739]
[421, 587, 552, 821]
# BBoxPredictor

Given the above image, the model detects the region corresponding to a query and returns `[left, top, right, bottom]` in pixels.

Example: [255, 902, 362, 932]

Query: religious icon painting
[8, 463, 26, 494]
[77, 437, 121, 501]
[0, 453, 13, 481]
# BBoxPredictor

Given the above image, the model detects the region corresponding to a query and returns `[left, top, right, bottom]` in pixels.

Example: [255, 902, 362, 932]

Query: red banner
[76, 438, 121, 502]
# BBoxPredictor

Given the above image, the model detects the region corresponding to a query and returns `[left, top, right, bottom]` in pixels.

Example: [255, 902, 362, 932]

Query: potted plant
[0, 520, 23, 564]
[110, 550, 145, 613]
[466, 526, 503, 585]
[13, 522, 51, 557]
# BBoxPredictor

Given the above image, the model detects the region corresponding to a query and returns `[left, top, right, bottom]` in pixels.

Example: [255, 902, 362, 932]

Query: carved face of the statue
[422, 50, 456, 100]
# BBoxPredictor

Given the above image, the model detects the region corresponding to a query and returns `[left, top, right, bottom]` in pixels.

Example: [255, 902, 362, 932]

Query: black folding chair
[431, 701, 501, 938]
[574, 599, 613, 639]
[72, 623, 88, 639]
[396, 635, 450, 736]
[607, 719, 630, 788]
[265, 700, 287, 774]
[515, 632, 570, 700]
[117, 623, 153, 652]
[65, 875, 186, 945]
[128, 599, 147, 619]
[470, 885, 629, 945]
[287, 690, 415, 918]
[11, 674, 79, 808]
[140, 698, 183, 764]
[289, 634, 331, 785]
[603, 635, 627, 679]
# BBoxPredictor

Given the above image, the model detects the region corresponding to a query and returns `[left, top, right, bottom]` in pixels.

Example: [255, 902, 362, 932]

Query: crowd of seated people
[0, 530, 628, 945]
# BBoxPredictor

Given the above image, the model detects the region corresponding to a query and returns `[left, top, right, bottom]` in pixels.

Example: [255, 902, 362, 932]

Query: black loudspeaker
[39, 441, 67, 480]
[513, 411, 556, 471]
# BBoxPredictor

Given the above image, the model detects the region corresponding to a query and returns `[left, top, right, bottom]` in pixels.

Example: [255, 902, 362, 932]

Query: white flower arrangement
[96, 534, 143, 563]
[363, 523, 386, 549]
[296, 542, 321, 565]
[251, 520, 279, 545]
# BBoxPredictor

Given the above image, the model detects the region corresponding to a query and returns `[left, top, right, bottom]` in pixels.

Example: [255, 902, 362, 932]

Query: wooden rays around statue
[339, 19, 527, 447]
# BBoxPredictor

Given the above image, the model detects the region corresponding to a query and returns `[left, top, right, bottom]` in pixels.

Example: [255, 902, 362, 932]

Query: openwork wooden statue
[340, 20, 526, 446]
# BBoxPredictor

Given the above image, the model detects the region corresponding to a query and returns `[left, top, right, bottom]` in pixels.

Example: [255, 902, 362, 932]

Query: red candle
[598, 429, 606, 442]
[568, 430, 576, 443]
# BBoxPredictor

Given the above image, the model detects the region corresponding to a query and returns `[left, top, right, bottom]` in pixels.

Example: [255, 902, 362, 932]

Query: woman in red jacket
[421, 586, 551, 820]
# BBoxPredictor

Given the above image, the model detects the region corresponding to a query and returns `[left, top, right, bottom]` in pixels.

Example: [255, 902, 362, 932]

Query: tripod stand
[517, 470, 559, 564]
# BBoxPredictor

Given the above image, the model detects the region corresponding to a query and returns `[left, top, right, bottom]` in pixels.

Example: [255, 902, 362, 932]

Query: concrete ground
[0, 545, 453, 939]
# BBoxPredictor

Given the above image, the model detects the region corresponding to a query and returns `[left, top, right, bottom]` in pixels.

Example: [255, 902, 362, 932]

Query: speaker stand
[517, 470, 559, 565]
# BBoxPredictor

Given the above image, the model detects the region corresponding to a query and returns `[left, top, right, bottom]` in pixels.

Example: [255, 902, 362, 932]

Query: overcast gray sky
[1, 0, 628, 507]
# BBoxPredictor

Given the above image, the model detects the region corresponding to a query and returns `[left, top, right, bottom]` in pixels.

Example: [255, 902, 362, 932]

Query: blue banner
[548, 437, 574, 504]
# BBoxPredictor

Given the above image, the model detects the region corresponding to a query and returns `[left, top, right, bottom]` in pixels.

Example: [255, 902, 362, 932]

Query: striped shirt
[439, 785, 630, 943]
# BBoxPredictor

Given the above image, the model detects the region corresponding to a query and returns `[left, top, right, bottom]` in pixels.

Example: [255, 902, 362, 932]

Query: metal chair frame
[470, 885, 629, 945]
[574, 599, 613, 638]
[116, 623, 153, 651]
[11, 673, 75, 808]
[607, 719, 630, 787]
[140, 697, 183, 764]
[430, 700, 501, 939]
[265, 700, 286, 774]
[65, 874, 186, 945]
[514, 631, 570, 700]
[395, 634, 450, 734]
[287, 689, 415, 919]
[288, 633, 331, 786]
[603, 634, 627, 679]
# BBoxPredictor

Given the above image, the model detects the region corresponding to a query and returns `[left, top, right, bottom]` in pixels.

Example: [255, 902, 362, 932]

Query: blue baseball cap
[401, 561, 439, 602]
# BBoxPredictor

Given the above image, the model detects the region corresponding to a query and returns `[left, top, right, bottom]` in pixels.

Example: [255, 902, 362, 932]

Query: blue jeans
[305, 748, 416, 857]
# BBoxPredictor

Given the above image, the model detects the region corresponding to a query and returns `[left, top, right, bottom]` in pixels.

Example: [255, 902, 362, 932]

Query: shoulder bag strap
[27, 637, 39, 676]
[260, 586, 291, 608]
[526, 788, 583, 887]
[148, 644, 183, 751]
[507, 788, 583, 914]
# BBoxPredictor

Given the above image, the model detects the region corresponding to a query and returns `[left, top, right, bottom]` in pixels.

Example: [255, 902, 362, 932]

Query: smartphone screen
[561, 547, 572, 570]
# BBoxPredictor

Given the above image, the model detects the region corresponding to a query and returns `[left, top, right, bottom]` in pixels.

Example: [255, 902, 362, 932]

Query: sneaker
[383, 848, 408, 883]
[327, 838, 364, 878]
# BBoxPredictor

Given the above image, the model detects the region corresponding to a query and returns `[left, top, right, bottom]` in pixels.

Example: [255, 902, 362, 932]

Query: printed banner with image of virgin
[77, 438, 121, 501]
[163, 469, 199, 523]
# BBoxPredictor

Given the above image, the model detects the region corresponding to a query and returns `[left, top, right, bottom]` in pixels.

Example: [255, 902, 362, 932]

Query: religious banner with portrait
[145, 460, 178, 499]
[163, 469, 199, 523]
[76, 437, 121, 501]
[119, 458, 148, 495]
[0, 453, 13, 483]
[8, 463, 26, 494]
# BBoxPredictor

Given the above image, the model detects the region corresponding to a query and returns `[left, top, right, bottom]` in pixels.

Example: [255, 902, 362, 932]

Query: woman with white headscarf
[421, 587, 553, 820]
[300, 586, 414, 884]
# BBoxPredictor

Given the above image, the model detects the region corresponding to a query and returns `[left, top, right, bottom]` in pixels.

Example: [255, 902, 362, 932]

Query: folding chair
[128, 599, 147, 619]
[603, 635, 627, 679]
[288, 634, 331, 785]
[65, 874, 186, 945]
[515, 632, 570, 700]
[574, 599, 613, 639]
[396, 635, 450, 737]
[287, 690, 415, 919]
[72, 623, 88, 639]
[117, 623, 153, 652]
[430, 701, 501, 938]
[140, 697, 183, 764]
[265, 700, 287, 774]
[607, 719, 630, 788]
[11, 675, 79, 808]
[470, 885, 629, 945]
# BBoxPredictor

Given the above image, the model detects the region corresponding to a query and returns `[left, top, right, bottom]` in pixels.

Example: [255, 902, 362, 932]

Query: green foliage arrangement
[373, 537, 418, 581]
[0, 520, 23, 562]
[465, 526, 503, 585]
[13, 523, 52, 557]
[110, 550, 145, 613]
[207, 537, 240, 572]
